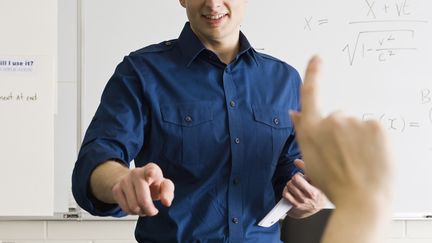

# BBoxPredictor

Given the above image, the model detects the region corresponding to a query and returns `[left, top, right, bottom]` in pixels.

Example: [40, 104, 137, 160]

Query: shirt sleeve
[272, 67, 303, 200]
[272, 133, 303, 201]
[72, 56, 148, 217]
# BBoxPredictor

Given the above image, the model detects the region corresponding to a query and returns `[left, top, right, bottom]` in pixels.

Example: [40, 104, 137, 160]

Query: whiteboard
[0, 0, 57, 216]
[81, 0, 432, 215]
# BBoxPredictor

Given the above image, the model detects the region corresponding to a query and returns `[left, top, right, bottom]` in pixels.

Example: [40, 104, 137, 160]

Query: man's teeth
[206, 14, 226, 20]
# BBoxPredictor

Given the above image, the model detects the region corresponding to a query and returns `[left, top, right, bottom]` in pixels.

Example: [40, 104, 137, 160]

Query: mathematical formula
[362, 89, 432, 133]
[303, 0, 429, 65]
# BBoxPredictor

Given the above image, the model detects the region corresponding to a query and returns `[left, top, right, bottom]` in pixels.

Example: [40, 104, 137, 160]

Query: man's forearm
[90, 160, 129, 204]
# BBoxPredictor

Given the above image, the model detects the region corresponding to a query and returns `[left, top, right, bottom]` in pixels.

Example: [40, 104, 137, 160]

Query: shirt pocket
[160, 102, 214, 168]
[252, 105, 293, 166]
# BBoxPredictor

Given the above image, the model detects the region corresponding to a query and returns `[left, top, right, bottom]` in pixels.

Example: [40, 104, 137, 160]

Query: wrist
[323, 196, 392, 243]
[334, 191, 392, 220]
[333, 184, 393, 207]
[90, 160, 129, 203]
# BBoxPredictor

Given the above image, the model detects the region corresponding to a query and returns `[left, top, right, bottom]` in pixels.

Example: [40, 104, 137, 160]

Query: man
[72, 0, 325, 242]
[292, 56, 395, 243]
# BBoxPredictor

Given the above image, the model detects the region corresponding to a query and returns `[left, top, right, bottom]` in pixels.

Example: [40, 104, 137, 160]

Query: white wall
[2, 0, 432, 242]
[0, 220, 136, 243]
[0, 219, 432, 243]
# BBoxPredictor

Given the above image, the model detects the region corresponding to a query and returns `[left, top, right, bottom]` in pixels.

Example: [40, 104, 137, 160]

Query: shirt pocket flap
[161, 102, 213, 127]
[252, 105, 292, 129]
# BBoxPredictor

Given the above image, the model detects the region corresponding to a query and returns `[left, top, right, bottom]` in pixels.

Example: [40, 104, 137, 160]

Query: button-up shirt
[72, 22, 302, 243]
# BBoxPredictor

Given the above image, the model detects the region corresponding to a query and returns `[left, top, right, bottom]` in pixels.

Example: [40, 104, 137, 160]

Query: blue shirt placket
[223, 64, 245, 242]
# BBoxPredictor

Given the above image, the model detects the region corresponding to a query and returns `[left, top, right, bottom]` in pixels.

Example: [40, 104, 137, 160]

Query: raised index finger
[301, 56, 322, 121]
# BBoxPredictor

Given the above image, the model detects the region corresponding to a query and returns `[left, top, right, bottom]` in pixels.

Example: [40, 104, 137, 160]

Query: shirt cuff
[72, 146, 128, 217]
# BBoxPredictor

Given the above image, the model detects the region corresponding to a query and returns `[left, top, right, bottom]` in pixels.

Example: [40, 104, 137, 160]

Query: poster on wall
[0, 0, 57, 216]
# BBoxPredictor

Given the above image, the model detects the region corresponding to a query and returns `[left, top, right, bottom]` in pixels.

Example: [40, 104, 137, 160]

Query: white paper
[258, 198, 293, 227]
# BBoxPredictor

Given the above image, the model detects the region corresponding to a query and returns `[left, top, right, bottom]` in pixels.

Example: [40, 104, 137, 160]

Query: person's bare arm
[291, 56, 394, 243]
[321, 195, 391, 243]
[90, 161, 174, 216]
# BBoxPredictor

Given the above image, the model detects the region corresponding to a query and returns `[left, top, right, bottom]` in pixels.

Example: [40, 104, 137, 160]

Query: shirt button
[273, 117, 279, 125]
[232, 217, 239, 224]
[235, 137, 240, 144]
[184, 116, 192, 123]
[230, 100, 236, 107]
[165, 41, 172, 46]
[233, 178, 240, 185]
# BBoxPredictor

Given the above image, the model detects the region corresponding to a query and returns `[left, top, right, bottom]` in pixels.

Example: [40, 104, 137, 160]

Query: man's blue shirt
[72, 22, 302, 243]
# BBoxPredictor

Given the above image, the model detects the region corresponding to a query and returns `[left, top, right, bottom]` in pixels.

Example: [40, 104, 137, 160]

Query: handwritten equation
[362, 111, 430, 133]
[362, 89, 432, 133]
[363, 0, 411, 19]
[342, 29, 418, 65]
[303, 0, 429, 65]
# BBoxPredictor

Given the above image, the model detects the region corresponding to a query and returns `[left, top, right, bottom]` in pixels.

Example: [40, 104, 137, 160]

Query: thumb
[294, 159, 305, 171]
[294, 159, 312, 183]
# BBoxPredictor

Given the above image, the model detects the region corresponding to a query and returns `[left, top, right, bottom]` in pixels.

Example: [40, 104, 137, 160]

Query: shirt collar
[238, 31, 259, 67]
[177, 22, 206, 67]
[177, 22, 258, 67]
